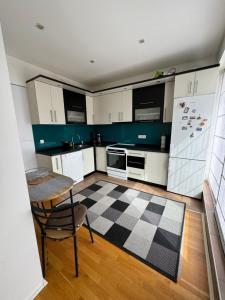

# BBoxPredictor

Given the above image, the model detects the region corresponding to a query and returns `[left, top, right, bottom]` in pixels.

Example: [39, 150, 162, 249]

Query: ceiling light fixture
[35, 23, 45, 30]
[139, 39, 145, 44]
[89, 60, 95, 64]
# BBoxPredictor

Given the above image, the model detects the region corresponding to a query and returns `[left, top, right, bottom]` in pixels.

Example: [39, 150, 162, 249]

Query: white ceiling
[0, 0, 225, 88]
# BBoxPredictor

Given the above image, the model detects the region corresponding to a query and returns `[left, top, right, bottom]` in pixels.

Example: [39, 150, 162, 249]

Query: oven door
[107, 151, 126, 171]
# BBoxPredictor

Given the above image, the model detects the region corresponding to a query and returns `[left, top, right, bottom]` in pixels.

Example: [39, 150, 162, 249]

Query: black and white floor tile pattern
[73, 180, 186, 281]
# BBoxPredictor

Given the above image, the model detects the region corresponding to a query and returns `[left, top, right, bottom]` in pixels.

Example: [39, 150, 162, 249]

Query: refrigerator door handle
[194, 80, 198, 94]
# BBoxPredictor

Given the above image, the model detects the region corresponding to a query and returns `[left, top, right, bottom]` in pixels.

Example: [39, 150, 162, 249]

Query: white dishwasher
[61, 151, 84, 183]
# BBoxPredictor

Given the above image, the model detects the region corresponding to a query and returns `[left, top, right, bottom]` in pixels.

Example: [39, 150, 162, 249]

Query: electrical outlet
[40, 139, 45, 144]
[138, 135, 147, 139]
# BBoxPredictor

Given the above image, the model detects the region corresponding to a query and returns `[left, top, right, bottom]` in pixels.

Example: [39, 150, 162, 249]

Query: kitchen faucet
[76, 134, 84, 145]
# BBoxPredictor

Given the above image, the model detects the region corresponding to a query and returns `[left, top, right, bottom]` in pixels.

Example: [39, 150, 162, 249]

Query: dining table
[26, 169, 75, 207]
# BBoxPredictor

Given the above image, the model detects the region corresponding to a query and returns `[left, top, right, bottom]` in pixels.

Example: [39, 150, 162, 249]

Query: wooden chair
[31, 201, 94, 277]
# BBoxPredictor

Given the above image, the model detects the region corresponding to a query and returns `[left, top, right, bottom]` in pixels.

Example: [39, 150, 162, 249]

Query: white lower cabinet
[82, 147, 95, 176]
[61, 151, 84, 183]
[145, 152, 169, 186]
[96, 147, 107, 172]
[36, 154, 63, 174]
[127, 167, 145, 181]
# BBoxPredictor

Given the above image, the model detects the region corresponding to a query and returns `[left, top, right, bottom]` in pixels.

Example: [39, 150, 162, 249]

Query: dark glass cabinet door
[63, 89, 86, 124]
[133, 83, 165, 122]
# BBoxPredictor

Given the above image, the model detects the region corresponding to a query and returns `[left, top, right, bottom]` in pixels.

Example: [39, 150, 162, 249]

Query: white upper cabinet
[27, 81, 65, 124]
[174, 67, 218, 98]
[93, 94, 113, 124]
[50, 86, 65, 124]
[174, 72, 195, 98]
[92, 89, 132, 124]
[163, 80, 174, 123]
[86, 95, 94, 125]
[111, 90, 132, 123]
[194, 68, 218, 96]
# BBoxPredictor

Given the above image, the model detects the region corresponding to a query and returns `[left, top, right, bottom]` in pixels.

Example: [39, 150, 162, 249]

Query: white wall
[11, 84, 37, 170]
[0, 25, 44, 300]
[208, 69, 225, 252]
[92, 56, 217, 91]
[6, 55, 90, 170]
[7, 55, 89, 89]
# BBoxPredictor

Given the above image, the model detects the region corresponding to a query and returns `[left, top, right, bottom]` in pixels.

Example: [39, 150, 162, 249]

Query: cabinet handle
[139, 101, 155, 105]
[129, 172, 141, 176]
[118, 112, 120, 121]
[164, 107, 166, 121]
[194, 80, 198, 94]
[50, 110, 53, 123]
[54, 110, 57, 123]
[56, 157, 59, 170]
[109, 113, 111, 123]
[190, 81, 192, 94]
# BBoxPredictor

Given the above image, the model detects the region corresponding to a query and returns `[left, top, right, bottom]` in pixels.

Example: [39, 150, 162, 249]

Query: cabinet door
[163, 81, 174, 123]
[96, 147, 106, 172]
[174, 73, 195, 98]
[51, 155, 63, 174]
[35, 81, 53, 124]
[194, 68, 218, 96]
[51, 86, 65, 124]
[120, 90, 132, 122]
[145, 152, 169, 186]
[94, 95, 112, 124]
[86, 96, 94, 124]
[82, 147, 95, 175]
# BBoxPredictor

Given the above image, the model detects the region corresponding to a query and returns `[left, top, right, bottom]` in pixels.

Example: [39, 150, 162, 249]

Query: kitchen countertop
[36, 144, 93, 156]
[106, 143, 169, 153]
[36, 142, 169, 156]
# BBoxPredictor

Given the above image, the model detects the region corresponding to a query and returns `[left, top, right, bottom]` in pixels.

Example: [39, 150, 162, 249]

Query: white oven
[106, 145, 128, 179]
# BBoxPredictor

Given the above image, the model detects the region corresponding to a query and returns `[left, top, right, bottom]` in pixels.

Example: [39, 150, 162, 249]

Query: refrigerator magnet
[197, 115, 201, 120]
[182, 116, 188, 120]
[180, 102, 185, 108]
[182, 126, 187, 130]
[190, 133, 194, 138]
[196, 128, 202, 131]
[190, 116, 196, 119]
[184, 107, 189, 113]
[192, 109, 196, 113]
[199, 122, 205, 126]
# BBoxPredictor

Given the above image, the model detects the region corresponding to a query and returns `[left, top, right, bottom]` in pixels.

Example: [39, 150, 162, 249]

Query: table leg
[70, 189, 73, 204]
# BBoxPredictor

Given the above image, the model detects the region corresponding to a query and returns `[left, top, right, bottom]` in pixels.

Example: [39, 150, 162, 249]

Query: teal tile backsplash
[32, 124, 94, 150]
[94, 123, 171, 145]
[33, 122, 171, 151]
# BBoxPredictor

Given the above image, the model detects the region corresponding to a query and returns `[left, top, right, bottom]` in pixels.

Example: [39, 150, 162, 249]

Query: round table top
[27, 172, 75, 203]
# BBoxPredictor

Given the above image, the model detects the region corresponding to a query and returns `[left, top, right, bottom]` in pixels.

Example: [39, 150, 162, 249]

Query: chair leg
[41, 234, 46, 277]
[73, 235, 79, 277]
[86, 215, 94, 243]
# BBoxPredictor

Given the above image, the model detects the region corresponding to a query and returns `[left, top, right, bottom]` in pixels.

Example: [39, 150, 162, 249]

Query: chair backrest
[31, 202, 79, 235]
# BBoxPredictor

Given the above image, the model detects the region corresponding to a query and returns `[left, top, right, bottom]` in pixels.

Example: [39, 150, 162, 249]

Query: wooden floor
[35, 172, 209, 300]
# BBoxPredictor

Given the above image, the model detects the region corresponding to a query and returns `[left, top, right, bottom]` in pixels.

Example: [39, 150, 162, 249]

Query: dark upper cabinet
[132, 83, 165, 122]
[63, 89, 87, 124]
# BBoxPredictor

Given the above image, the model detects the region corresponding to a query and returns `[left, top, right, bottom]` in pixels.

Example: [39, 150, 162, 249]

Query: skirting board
[202, 213, 215, 300]
[27, 278, 47, 300]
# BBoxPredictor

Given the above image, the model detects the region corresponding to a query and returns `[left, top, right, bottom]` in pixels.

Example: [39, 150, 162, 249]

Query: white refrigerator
[167, 94, 214, 199]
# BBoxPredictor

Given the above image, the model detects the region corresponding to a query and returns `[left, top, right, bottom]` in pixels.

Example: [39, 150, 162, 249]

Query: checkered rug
[73, 180, 186, 281]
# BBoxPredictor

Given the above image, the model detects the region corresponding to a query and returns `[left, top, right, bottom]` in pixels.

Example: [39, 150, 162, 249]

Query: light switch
[138, 135, 147, 139]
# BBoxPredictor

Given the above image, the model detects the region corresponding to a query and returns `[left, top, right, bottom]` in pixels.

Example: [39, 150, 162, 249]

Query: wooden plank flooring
[35, 172, 209, 300]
